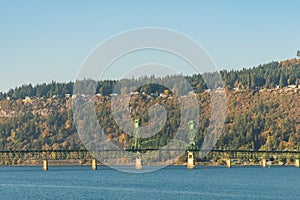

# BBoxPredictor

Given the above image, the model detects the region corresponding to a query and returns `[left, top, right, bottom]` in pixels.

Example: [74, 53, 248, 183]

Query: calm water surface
[0, 166, 299, 199]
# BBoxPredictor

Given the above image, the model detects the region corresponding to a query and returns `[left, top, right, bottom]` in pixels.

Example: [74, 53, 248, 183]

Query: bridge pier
[135, 151, 142, 169]
[43, 159, 48, 171]
[225, 158, 231, 168]
[92, 158, 97, 170]
[187, 151, 195, 169]
[295, 159, 300, 168]
[261, 158, 267, 168]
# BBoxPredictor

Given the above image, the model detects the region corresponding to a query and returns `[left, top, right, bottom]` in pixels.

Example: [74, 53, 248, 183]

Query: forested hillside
[0, 58, 300, 151]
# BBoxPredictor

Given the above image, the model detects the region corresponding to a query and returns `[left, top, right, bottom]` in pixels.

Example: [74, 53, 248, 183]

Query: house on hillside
[23, 96, 32, 104]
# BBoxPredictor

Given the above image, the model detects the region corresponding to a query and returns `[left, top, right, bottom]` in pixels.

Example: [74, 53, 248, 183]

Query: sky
[0, 0, 300, 92]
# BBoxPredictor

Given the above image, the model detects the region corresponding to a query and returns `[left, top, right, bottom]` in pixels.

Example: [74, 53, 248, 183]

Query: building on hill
[23, 96, 32, 104]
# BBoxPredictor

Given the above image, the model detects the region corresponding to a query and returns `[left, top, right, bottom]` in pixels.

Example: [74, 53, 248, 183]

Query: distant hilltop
[1, 58, 300, 101]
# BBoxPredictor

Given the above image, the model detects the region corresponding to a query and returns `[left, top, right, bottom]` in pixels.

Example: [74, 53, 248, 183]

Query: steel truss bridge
[0, 149, 299, 165]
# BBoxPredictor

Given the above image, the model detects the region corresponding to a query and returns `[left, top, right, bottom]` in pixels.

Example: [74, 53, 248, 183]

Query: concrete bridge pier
[225, 158, 231, 168]
[92, 158, 97, 170]
[43, 159, 48, 171]
[295, 159, 300, 168]
[187, 151, 195, 169]
[135, 151, 142, 169]
[261, 158, 267, 168]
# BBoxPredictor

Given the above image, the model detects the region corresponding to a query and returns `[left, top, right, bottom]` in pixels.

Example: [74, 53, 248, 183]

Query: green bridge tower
[187, 120, 196, 169]
[132, 119, 142, 169]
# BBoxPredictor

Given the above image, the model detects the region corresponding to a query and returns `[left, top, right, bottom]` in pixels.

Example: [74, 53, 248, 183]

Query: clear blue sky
[1, 0, 300, 92]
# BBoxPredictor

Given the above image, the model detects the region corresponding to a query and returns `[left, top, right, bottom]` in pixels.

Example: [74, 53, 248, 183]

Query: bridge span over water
[0, 149, 299, 170]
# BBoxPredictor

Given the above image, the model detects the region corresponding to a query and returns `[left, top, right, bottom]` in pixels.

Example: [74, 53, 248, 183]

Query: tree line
[1, 59, 300, 100]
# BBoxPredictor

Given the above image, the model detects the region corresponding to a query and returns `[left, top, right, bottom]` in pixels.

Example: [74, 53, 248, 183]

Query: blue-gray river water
[0, 166, 299, 199]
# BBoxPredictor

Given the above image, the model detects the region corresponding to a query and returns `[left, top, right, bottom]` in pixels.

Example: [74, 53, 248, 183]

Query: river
[0, 166, 299, 199]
